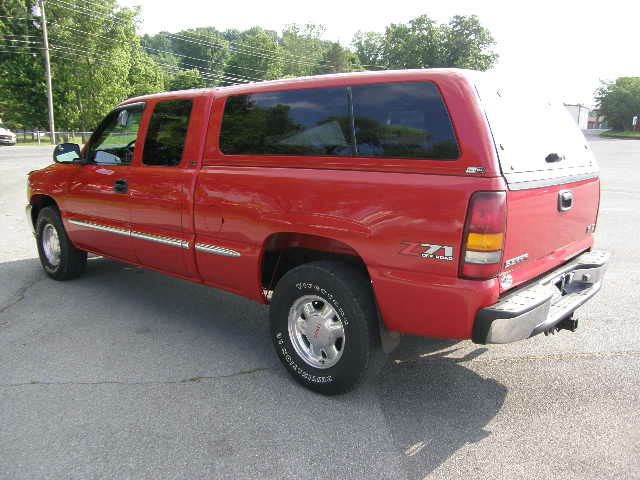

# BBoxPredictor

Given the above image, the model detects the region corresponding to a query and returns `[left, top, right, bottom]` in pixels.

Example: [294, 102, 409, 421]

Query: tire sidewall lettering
[276, 335, 334, 384]
[294, 281, 348, 326]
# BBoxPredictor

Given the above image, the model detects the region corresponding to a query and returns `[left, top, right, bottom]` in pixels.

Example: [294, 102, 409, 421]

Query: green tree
[352, 31, 386, 68]
[353, 14, 497, 71]
[167, 68, 206, 91]
[440, 15, 498, 70]
[383, 15, 443, 69]
[313, 42, 361, 74]
[0, 0, 164, 130]
[224, 27, 284, 81]
[170, 27, 229, 84]
[0, 0, 48, 129]
[141, 32, 179, 68]
[596, 77, 640, 131]
[280, 24, 327, 77]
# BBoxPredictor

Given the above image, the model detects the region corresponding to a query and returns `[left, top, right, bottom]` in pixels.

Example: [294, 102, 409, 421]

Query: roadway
[0, 134, 637, 479]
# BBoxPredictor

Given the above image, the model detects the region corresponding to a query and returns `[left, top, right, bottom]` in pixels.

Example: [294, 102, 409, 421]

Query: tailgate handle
[558, 190, 573, 211]
[545, 152, 564, 163]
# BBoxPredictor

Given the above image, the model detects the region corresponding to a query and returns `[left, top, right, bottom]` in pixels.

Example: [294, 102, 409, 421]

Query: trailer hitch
[544, 315, 579, 336]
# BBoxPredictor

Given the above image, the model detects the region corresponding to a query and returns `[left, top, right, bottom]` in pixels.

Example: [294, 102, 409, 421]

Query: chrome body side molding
[195, 243, 241, 257]
[68, 219, 188, 249]
[68, 219, 130, 237]
[130, 230, 189, 249]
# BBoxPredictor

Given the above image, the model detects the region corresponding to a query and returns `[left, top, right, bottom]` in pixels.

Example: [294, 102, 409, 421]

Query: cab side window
[142, 99, 193, 167]
[87, 105, 144, 166]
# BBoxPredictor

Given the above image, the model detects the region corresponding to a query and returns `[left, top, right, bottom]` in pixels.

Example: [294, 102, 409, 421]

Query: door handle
[113, 179, 128, 194]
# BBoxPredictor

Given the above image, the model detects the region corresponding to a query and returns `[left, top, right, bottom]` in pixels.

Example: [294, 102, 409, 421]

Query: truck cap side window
[351, 82, 459, 160]
[142, 99, 193, 167]
[86, 103, 144, 166]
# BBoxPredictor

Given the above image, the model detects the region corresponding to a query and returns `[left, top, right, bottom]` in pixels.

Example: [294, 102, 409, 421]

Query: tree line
[596, 78, 640, 132]
[0, 0, 498, 131]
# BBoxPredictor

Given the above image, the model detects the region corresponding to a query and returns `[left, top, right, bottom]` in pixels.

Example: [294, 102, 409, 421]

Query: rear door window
[351, 82, 459, 159]
[220, 88, 352, 156]
[143, 99, 193, 167]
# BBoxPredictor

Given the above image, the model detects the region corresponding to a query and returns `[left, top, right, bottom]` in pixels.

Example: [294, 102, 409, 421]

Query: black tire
[35, 206, 87, 280]
[269, 261, 383, 395]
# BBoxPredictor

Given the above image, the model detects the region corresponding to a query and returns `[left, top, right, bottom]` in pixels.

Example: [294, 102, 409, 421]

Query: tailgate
[473, 74, 600, 291]
[502, 178, 599, 290]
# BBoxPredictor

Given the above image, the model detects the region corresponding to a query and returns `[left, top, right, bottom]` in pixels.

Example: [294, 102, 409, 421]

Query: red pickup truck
[26, 69, 609, 394]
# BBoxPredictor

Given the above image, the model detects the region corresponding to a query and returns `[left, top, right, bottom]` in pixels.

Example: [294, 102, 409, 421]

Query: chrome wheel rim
[287, 295, 345, 369]
[42, 223, 61, 266]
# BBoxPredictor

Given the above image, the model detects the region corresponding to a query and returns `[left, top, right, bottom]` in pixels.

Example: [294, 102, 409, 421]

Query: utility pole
[39, 0, 56, 145]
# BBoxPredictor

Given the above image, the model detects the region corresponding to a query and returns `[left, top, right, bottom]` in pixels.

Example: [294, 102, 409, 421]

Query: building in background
[588, 111, 607, 129]
[564, 104, 590, 129]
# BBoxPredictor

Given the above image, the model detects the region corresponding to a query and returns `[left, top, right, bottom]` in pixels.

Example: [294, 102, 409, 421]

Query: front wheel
[269, 261, 382, 395]
[35, 206, 87, 280]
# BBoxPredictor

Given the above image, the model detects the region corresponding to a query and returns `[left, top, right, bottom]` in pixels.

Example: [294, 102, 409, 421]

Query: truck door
[66, 103, 144, 262]
[127, 96, 208, 278]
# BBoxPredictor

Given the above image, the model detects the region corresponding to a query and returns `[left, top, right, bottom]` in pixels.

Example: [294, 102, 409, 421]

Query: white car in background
[0, 124, 17, 145]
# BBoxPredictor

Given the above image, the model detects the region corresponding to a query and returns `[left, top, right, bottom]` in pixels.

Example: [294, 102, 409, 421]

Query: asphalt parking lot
[0, 133, 638, 479]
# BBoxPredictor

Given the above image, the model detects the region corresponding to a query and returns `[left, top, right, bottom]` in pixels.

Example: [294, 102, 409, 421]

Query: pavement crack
[468, 350, 640, 363]
[394, 349, 640, 366]
[0, 367, 271, 388]
[0, 275, 44, 316]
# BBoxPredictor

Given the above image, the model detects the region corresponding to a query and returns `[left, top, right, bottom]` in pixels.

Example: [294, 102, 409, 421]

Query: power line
[68, 0, 113, 12]
[47, 20, 269, 79]
[44, 39, 251, 85]
[173, 30, 318, 66]
[0, 37, 249, 87]
[0, 14, 36, 21]
[168, 31, 323, 69]
[169, 27, 385, 70]
[53, 40, 254, 84]
[2, 34, 40, 39]
[42, 5, 259, 83]
[0, 44, 43, 52]
[47, 0, 118, 21]
[47, 0, 361, 73]
[0, 37, 40, 44]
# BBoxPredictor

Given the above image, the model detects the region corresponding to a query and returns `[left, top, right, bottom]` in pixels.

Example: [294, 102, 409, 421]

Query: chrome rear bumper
[472, 250, 610, 344]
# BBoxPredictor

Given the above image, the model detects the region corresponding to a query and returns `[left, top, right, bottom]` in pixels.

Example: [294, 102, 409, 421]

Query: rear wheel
[36, 206, 87, 280]
[269, 261, 382, 395]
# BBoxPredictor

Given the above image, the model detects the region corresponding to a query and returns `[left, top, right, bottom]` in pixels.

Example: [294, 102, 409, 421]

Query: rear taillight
[460, 191, 507, 280]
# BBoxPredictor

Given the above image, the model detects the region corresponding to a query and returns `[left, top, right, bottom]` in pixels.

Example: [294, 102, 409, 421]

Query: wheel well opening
[30, 195, 58, 227]
[261, 233, 368, 294]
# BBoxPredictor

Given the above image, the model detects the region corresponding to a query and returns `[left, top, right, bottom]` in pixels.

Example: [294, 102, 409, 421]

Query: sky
[120, 0, 640, 106]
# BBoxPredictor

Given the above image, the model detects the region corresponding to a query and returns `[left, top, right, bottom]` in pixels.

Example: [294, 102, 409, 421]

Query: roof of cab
[120, 68, 476, 106]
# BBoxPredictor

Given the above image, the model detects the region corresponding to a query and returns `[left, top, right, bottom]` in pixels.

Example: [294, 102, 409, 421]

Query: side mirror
[53, 143, 81, 164]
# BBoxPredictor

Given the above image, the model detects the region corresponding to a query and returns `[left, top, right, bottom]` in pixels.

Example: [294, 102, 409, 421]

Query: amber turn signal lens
[466, 232, 504, 252]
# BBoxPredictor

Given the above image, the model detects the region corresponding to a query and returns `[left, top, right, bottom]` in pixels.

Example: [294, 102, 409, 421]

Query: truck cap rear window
[473, 73, 598, 187]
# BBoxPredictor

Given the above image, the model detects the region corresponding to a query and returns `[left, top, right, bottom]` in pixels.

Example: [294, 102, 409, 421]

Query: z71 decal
[399, 242, 454, 261]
